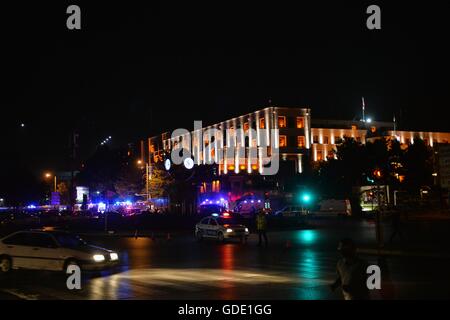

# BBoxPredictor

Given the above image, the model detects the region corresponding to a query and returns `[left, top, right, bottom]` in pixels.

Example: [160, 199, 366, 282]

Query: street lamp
[137, 160, 150, 202]
[44, 172, 57, 193]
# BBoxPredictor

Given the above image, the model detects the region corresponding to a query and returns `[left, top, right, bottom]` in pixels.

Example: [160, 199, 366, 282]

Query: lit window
[313, 135, 319, 144]
[244, 122, 249, 131]
[259, 118, 265, 129]
[212, 180, 221, 192]
[296, 117, 304, 129]
[278, 116, 286, 128]
[323, 136, 329, 144]
[297, 136, 305, 148]
[351, 125, 357, 130]
[371, 126, 376, 133]
[279, 135, 287, 147]
[317, 150, 323, 161]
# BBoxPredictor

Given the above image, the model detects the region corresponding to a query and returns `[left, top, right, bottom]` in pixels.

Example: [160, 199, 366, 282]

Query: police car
[0, 230, 119, 274]
[195, 213, 250, 242]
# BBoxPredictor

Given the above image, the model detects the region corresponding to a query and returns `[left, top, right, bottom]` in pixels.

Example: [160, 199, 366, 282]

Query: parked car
[0, 230, 119, 274]
[0, 211, 40, 226]
[313, 199, 352, 217]
[275, 206, 307, 218]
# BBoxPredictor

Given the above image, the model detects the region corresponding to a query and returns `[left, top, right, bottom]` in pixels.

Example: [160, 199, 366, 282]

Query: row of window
[279, 136, 306, 148]
[315, 150, 336, 161]
[311, 136, 361, 144]
[260, 116, 305, 129]
[199, 180, 221, 193]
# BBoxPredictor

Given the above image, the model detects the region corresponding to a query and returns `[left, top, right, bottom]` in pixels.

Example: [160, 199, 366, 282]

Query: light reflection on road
[85, 267, 332, 300]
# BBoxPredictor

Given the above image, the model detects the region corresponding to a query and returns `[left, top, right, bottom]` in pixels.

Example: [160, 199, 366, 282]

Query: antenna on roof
[393, 113, 397, 135]
[361, 97, 366, 122]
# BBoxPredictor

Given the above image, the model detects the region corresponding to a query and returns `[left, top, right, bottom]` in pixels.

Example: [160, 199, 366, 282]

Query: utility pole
[69, 131, 79, 212]
[146, 162, 150, 202]
[373, 169, 384, 250]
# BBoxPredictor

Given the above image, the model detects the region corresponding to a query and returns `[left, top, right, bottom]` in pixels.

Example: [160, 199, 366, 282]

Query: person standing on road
[330, 238, 370, 300]
[256, 210, 268, 247]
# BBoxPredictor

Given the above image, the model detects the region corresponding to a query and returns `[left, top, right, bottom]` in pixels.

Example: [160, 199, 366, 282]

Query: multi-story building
[147, 106, 311, 175]
[311, 119, 450, 162]
[142, 106, 450, 213]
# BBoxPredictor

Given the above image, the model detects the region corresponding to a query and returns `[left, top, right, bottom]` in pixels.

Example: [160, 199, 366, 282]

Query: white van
[316, 199, 352, 216]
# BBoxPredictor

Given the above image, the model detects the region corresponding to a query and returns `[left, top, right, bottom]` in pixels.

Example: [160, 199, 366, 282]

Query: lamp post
[137, 160, 151, 202]
[373, 169, 384, 250]
[44, 173, 57, 193]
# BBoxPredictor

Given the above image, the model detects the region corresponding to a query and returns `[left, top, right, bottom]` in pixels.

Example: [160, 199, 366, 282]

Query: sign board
[76, 186, 89, 203]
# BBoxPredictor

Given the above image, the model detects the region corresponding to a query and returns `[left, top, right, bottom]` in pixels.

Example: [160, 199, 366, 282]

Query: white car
[195, 214, 249, 242]
[0, 230, 119, 274]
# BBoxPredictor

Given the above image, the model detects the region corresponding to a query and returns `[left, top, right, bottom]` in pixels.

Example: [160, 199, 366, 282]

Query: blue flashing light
[212, 213, 219, 217]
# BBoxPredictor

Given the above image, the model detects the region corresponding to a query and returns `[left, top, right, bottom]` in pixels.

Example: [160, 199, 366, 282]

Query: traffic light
[300, 192, 313, 205]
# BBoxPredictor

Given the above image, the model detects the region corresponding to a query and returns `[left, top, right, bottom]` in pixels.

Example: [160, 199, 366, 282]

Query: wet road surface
[1, 219, 449, 300]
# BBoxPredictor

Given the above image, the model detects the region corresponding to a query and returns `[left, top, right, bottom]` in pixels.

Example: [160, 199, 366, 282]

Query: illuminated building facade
[147, 106, 311, 175]
[143, 107, 450, 212]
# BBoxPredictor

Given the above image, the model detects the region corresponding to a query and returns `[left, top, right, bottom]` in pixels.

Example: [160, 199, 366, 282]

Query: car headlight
[226, 228, 233, 233]
[110, 253, 119, 261]
[93, 254, 105, 262]
[245, 228, 249, 232]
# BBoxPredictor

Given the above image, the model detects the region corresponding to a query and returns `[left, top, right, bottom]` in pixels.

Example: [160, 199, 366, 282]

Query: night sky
[2, 1, 450, 182]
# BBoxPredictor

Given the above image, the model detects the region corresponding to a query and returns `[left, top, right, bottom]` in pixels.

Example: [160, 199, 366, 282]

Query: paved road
[1, 219, 449, 300]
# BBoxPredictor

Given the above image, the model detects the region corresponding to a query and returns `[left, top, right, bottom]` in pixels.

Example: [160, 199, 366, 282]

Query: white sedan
[0, 230, 119, 274]
[195, 214, 249, 242]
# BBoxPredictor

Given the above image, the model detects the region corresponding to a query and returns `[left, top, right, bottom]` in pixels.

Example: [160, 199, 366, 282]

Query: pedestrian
[330, 238, 370, 300]
[389, 211, 403, 244]
[256, 210, 268, 247]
